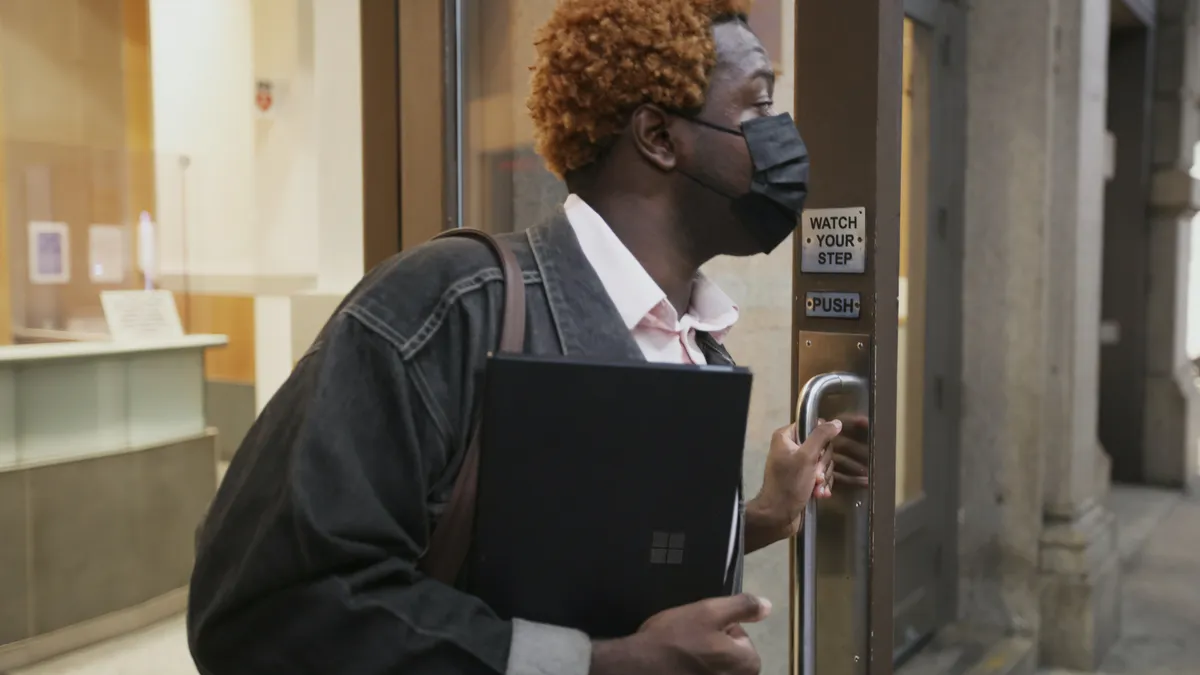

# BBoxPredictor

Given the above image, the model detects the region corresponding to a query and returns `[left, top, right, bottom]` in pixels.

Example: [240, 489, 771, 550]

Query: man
[188, 0, 869, 673]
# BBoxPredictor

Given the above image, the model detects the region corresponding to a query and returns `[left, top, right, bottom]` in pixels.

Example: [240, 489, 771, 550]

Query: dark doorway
[1099, 2, 1155, 483]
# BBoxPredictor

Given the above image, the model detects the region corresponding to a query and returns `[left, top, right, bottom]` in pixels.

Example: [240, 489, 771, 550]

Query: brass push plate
[792, 330, 872, 675]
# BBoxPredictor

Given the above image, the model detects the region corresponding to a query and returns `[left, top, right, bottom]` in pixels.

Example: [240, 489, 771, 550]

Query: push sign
[805, 292, 861, 320]
[800, 207, 867, 274]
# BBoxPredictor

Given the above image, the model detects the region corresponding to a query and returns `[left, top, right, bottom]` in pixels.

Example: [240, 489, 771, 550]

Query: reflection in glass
[462, 0, 566, 234]
[2, 143, 188, 343]
[896, 18, 931, 506]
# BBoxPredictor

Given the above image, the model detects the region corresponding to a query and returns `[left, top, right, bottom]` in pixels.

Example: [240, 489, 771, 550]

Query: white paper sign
[100, 290, 185, 342]
[28, 221, 71, 284]
[800, 207, 867, 274]
[88, 224, 126, 284]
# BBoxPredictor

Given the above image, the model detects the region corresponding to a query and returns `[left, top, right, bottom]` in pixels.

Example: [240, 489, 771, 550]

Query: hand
[829, 414, 870, 489]
[590, 594, 770, 675]
[745, 420, 842, 550]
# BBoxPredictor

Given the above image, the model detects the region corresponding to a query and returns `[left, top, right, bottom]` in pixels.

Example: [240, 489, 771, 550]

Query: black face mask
[681, 112, 810, 254]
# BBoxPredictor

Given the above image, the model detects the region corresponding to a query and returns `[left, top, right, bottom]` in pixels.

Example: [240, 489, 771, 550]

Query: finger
[724, 627, 761, 675]
[833, 436, 870, 463]
[804, 418, 828, 449]
[833, 472, 870, 488]
[819, 447, 835, 482]
[832, 453, 869, 477]
[804, 418, 843, 449]
[839, 413, 870, 430]
[726, 623, 750, 639]
[699, 594, 772, 628]
[718, 624, 761, 674]
[776, 423, 799, 445]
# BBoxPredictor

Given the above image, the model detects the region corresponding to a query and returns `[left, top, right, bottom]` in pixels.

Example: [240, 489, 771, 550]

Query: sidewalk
[1046, 485, 1199, 675]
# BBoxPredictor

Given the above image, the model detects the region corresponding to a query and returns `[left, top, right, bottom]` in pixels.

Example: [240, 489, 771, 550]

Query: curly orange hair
[528, 0, 755, 178]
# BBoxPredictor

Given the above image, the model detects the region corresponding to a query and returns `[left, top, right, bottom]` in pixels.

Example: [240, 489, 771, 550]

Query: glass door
[382, 0, 966, 665]
[893, 0, 965, 663]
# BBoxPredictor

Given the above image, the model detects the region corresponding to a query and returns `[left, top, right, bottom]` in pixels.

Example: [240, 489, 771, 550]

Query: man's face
[674, 20, 778, 255]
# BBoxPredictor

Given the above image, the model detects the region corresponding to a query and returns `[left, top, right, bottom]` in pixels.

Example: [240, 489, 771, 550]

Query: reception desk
[0, 335, 226, 670]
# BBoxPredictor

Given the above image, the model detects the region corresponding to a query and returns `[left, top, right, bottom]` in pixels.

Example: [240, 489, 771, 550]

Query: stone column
[1036, 0, 1121, 669]
[959, 0, 1054, 648]
[1144, 0, 1200, 491]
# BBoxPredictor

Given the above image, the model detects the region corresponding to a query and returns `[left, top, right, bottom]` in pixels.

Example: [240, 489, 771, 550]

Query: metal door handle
[796, 372, 869, 675]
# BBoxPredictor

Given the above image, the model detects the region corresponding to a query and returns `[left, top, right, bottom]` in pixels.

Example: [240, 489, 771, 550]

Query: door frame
[360, 0, 406, 264]
[360, 0, 457, 260]
[892, 0, 966, 663]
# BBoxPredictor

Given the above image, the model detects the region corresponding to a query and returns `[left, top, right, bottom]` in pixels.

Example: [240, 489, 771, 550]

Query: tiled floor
[12, 485, 1199, 675]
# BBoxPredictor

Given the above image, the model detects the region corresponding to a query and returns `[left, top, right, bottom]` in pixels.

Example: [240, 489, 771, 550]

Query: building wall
[148, 0, 256, 279]
[953, 0, 1200, 670]
[1143, 0, 1200, 490]
[144, 0, 365, 448]
[252, 0, 319, 280]
[959, 0, 1056, 641]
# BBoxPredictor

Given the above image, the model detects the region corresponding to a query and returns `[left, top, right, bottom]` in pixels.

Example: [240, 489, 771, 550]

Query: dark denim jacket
[187, 211, 746, 675]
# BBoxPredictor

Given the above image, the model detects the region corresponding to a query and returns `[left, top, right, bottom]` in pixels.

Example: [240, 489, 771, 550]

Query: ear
[629, 104, 678, 172]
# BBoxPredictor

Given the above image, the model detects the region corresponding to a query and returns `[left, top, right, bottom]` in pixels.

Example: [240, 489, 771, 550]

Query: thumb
[699, 594, 772, 628]
[805, 418, 843, 446]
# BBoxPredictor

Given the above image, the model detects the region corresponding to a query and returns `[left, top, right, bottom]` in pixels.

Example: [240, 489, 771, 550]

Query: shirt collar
[562, 194, 739, 341]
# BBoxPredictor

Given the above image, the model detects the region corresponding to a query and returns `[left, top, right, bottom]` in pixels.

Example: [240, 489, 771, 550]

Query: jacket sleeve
[187, 313, 590, 675]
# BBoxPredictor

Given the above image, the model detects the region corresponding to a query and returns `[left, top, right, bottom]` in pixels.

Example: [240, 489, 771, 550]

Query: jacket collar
[524, 210, 735, 367]
[526, 210, 645, 361]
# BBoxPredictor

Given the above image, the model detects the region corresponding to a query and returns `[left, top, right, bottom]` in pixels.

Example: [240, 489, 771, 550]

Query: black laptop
[467, 352, 752, 638]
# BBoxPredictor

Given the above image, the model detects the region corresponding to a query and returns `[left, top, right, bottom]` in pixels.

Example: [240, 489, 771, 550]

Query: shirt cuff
[505, 619, 592, 675]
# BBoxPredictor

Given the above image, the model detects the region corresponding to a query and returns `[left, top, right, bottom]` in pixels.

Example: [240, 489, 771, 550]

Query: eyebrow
[751, 66, 776, 88]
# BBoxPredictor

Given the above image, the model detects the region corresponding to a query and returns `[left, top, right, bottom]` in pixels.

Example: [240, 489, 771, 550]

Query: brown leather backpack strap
[433, 228, 526, 352]
[419, 228, 525, 586]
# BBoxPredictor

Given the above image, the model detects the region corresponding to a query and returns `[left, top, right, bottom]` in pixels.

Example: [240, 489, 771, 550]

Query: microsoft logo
[650, 531, 685, 565]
